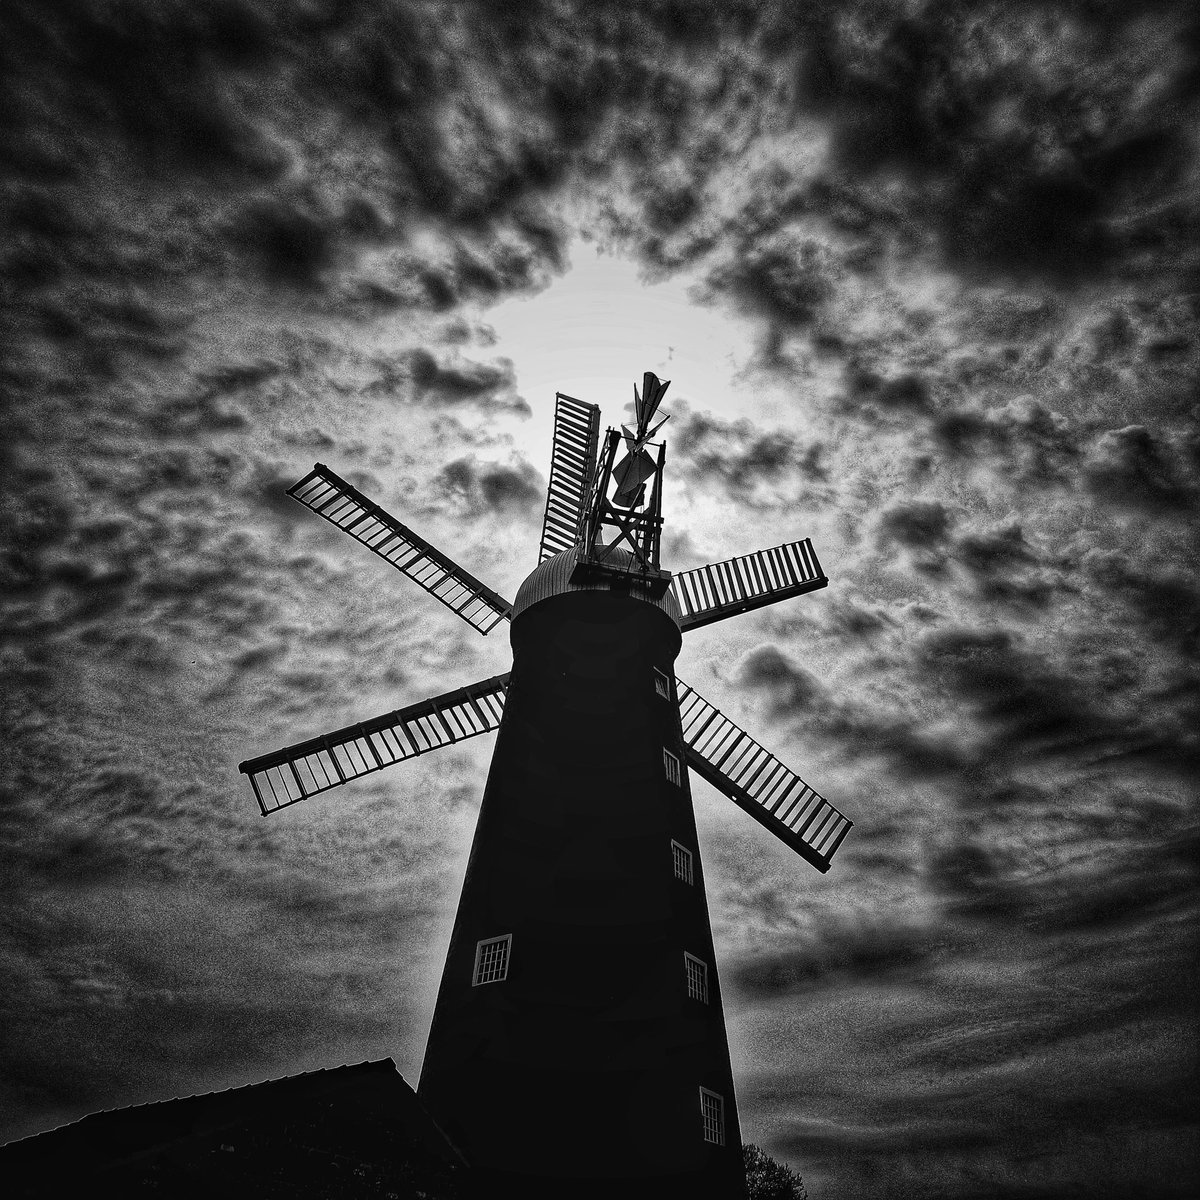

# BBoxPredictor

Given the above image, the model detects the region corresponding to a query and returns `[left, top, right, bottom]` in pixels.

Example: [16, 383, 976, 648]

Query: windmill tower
[239, 374, 852, 1198]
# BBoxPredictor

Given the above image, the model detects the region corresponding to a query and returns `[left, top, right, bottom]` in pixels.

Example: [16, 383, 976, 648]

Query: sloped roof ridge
[2, 1057, 401, 1150]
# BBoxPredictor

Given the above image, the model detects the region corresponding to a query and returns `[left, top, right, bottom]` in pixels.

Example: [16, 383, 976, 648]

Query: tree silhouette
[743, 1143, 808, 1200]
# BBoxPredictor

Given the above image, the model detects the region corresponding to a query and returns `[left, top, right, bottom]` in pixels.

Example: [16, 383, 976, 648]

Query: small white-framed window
[472, 934, 511, 985]
[700, 1087, 725, 1145]
[653, 667, 671, 700]
[684, 952, 709, 1003]
[671, 839, 694, 885]
[663, 748, 681, 786]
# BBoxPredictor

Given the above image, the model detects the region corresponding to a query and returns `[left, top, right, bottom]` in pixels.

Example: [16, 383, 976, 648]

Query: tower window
[653, 668, 671, 699]
[684, 952, 709, 1003]
[671, 839, 694, 885]
[700, 1088, 725, 1145]
[663, 748, 681, 786]
[472, 934, 511, 985]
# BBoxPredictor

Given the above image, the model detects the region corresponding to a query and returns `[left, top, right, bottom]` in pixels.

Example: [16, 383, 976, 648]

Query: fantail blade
[639, 372, 670, 432]
[632, 372, 671, 438]
[612, 447, 658, 507]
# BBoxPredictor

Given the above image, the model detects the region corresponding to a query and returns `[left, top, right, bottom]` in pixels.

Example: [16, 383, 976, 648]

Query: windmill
[238, 374, 852, 1199]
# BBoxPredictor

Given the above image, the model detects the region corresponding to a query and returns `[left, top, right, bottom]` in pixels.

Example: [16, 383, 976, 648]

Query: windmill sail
[288, 464, 512, 634]
[675, 676, 851, 872]
[671, 539, 827, 632]
[538, 393, 601, 561]
[240, 674, 510, 815]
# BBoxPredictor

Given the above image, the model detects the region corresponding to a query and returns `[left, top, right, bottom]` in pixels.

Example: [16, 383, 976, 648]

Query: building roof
[513, 546, 683, 625]
[1, 1058, 466, 1198]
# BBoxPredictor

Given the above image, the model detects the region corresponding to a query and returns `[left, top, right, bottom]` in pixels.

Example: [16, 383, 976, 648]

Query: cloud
[704, 231, 835, 332]
[731, 641, 970, 783]
[0, 1, 287, 182]
[735, 643, 828, 720]
[1083, 549, 1200, 659]
[0, 872, 438, 1137]
[915, 624, 1199, 776]
[946, 521, 1061, 610]
[785, 1, 1199, 282]
[401, 349, 529, 415]
[1026, 824, 1200, 936]
[952, 522, 1036, 574]
[0, 0, 587, 390]
[877, 499, 954, 549]
[932, 394, 1084, 486]
[234, 198, 344, 288]
[729, 915, 932, 1000]
[669, 401, 829, 507]
[430, 454, 544, 518]
[821, 597, 894, 642]
[732, 836, 1200, 1198]
[1083, 424, 1199, 514]
[843, 365, 933, 418]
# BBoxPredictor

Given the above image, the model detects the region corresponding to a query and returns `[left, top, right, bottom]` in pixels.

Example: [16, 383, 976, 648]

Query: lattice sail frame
[676, 678, 851, 873]
[671, 539, 827, 631]
[241, 674, 509, 815]
[538, 393, 601, 562]
[288, 464, 512, 634]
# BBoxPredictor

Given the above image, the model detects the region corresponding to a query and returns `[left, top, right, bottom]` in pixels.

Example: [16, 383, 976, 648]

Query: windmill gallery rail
[238, 373, 852, 1199]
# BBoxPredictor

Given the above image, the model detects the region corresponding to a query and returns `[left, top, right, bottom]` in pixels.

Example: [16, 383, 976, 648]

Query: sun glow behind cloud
[486, 236, 758, 448]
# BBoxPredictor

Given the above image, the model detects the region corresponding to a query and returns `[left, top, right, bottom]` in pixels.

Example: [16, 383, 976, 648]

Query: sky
[1, 1, 1197, 1196]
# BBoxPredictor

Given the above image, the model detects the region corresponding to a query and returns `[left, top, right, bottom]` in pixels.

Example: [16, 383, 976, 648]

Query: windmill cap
[512, 546, 682, 626]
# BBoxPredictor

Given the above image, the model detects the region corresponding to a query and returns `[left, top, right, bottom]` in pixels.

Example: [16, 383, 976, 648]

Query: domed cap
[513, 546, 682, 625]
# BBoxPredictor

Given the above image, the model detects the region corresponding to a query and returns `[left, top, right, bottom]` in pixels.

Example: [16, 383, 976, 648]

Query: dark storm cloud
[734, 836, 1199, 1198]
[730, 915, 931, 999]
[777, 0, 1200, 282]
[876, 499, 954, 548]
[1083, 548, 1200, 660]
[234, 198, 345, 289]
[0, 427, 367, 682]
[736, 644, 827, 720]
[148, 360, 283, 437]
[925, 838, 1028, 923]
[842, 364, 933, 418]
[704, 231, 836, 332]
[430, 455, 544, 519]
[914, 628, 1089, 761]
[733, 554, 1198, 807]
[668, 401, 829, 507]
[0, 0, 591, 388]
[945, 521, 1063, 610]
[933, 394, 1082, 479]
[821, 597, 894, 641]
[915, 624, 1199, 775]
[952, 523, 1035, 575]
[0, 1, 285, 181]
[1024, 822, 1200, 936]
[401, 349, 530, 416]
[1083, 424, 1200, 514]
[733, 642, 968, 781]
